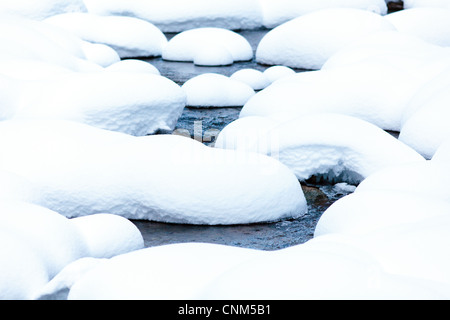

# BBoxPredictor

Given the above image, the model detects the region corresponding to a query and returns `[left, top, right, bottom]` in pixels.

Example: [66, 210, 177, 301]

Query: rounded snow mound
[162, 28, 253, 66]
[385, 8, 450, 47]
[404, 0, 450, 10]
[262, 65, 296, 84]
[105, 59, 160, 75]
[230, 69, 271, 91]
[215, 113, 425, 184]
[0, 0, 86, 20]
[182, 73, 255, 108]
[83, 0, 263, 33]
[240, 61, 422, 132]
[0, 119, 306, 225]
[256, 8, 396, 70]
[260, 0, 388, 28]
[44, 13, 168, 58]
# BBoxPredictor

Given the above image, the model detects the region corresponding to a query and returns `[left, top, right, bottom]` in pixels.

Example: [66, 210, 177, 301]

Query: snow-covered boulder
[66, 243, 264, 299]
[404, 0, 450, 10]
[260, 0, 388, 29]
[0, 170, 40, 204]
[385, 8, 450, 47]
[182, 73, 255, 108]
[240, 61, 421, 132]
[399, 86, 450, 159]
[315, 191, 450, 237]
[0, 201, 89, 279]
[79, 41, 120, 68]
[230, 69, 271, 91]
[0, 0, 86, 20]
[44, 13, 167, 58]
[105, 59, 160, 75]
[263, 65, 296, 84]
[0, 15, 101, 73]
[355, 161, 450, 202]
[215, 113, 425, 184]
[0, 232, 49, 300]
[0, 119, 306, 225]
[162, 28, 253, 66]
[197, 239, 446, 299]
[83, 0, 263, 33]
[13, 72, 185, 135]
[256, 8, 396, 70]
[70, 214, 144, 259]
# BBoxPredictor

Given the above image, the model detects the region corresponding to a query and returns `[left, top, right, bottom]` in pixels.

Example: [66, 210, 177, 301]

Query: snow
[315, 191, 450, 236]
[262, 65, 296, 84]
[44, 13, 168, 58]
[67, 243, 264, 299]
[83, 0, 263, 33]
[404, 0, 450, 10]
[215, 113, 425, 184]
[240, 61, 423, 132]
[9, 71, 185, 135]
[0, 0, 86, 20]
[256, 8, 397, 70]
[80, 41, 120, 68]
[260, 0, 388, 29]
[70, 214, 144, 259]
[230, 69, 271, 91]
[385, 8, 450, 47]
[64, 240, 449, 300]
[182, 73, 255, 108]
[0, 119, 306, 225]
[162, 28, 253, 66]
[105, 59, 160, 75]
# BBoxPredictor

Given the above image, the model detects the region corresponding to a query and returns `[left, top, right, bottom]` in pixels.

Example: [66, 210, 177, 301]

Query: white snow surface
[260, 0, 388, 28]
[404, 0, 450, 9]
[80, 41, 120, 68]
[83, 0, 263, 32]
[385, 8, 450, 47]
[9, 71, 185, 136]
[105, 59, 160, 75]
[64, 239, 450, 300]
[0, 119, 306, 225]
[0, 0, 86, 20]
[162, 28, 253, 65]
[230, 69, 271, 91]
[182, 73, 255, 108]
[262, 65, 296, 84]
[256, 8, 397, 70]
[44, 13, 168, 58]
[215, 113, 425, 184]
[240, 61, 423, 132]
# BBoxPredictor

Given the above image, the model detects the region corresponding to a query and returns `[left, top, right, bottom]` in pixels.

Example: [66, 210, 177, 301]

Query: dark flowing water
[132, 29, 354, 251]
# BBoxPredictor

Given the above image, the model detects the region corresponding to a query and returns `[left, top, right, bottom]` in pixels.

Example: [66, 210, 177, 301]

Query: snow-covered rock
[182, 73, 255, 108]
[240, 61, 421, 132]
[315, 191, 450, 237]
[45, 13, 167, 58]
[162, 28, 253, 65]
[67, 243, 264, 299]
[404, 0, 450, 10]
[230, 69, 271, 91]
[80, 41, 120, 68]
[0, 201, 89, 279]
[0, 232, 49, 300]
[399, 85, 450, 159]
[0, 0, 86, 20]
[105, 59, 160, 75]
[83, 0, 263, 33]
[70, 214, 144, 259]
[355, 161, 450, 202]
[256, 8, 396, 70]
[0, 119, 306, 225]
[197, 239, 446, 299]
[215, 113, 425, 184]
[12, 72, 185, 135]
[260, 0, 388, 29]
[0, 15, 101, 73]
[262, 65, 296, 84]
[385, 8, 450, 47]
